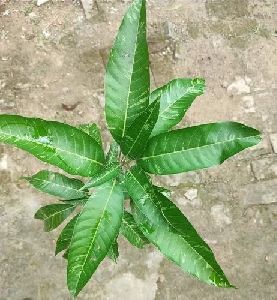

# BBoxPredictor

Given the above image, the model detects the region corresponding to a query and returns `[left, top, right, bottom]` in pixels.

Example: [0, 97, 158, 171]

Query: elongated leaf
[150, 78, 205, 136]
[0, 115, 105, 177]
[79, 123, 102, 146]
[120, 100, 160, 159]
[106, 141, 120, 164]
[107, 240, 119, 262]
[35, 204, 75, 232]
[120, 211, 148, 248]
[139, 122, 261, 175]
[126, 166, 232, 288]
[105, 0, 150, 143]
[56, 214, 79, 255]
[24, 170, 86, 200]
[67, 181, 124, 296]
[82, 163, 120, 189]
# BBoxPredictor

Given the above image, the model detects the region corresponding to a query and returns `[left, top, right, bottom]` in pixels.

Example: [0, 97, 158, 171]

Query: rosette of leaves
[0, 0, 261, 296]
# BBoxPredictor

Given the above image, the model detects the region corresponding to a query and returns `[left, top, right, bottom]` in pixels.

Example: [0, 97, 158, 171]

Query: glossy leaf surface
[120, 211, 149, 248]
[35, 204, 75, 232]
[25, 170, 86, 200]
[0, 115, 105, 177]
[139, 122, 261, 174]
[67, 181, 124, 296]
[61, 198, 88, 206]
[106, 141, 120, 164]
[126, 166, 232, 288]
[56, 214, 79, 255]
[120, 100, 160, 159]
[82, 163, 120, 189]
[78, 123, 102, 146]
[107, 240, 119, 262]
[150, 78, 205, 136]
[105, 0, 149, 143]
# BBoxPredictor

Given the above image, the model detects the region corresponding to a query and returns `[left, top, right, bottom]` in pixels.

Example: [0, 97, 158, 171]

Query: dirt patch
[206, 0, 250, 19]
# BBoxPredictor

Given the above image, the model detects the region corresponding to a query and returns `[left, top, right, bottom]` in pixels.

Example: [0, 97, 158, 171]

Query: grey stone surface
[0, 0, 276, 299]
[241, 179, 277, 206]
[251, 155, 277, 180]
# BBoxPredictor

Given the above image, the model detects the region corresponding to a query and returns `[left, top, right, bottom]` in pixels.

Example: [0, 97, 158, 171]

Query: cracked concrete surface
[0, 0, 276, 299]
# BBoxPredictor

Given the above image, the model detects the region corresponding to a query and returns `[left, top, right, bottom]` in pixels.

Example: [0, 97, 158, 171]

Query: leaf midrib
[56, 215, 79, 254]
[72, 180, 117, 293]
[30, 178, 83, 196]
[38, 205, 74, 222]
[129, 171, 225, 282]
[141, 135, 259, 161]
[0, 131, 104, 167]
[84, 164, 119, 189]
[126, 101, 158, 156]
[159, 85, 197, 117]
[122, 1, 144, 138]
[122, 218, 143, 243]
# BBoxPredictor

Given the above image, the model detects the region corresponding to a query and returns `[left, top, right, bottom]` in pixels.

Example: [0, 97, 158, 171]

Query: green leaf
[105, 0, 150, 143]
[120, 99, 160, 159]
[154, 185, 171, 198]
[82, 163, 120, 189]
[0, 115, 105, 177]
[106, 141, 120, 164]
[139, 122, 261, 175]
[126, 166, 232, 288]
[67, 180, 124, 296]
[63, 249, 69, 260]
[120, 211, 149, 248]
[61, 198, 88, 206]
[150, 78, 205, 136]
[117, 183, 129, 200]
[78, 123, 102, 146]
[56, 214, 79, 255]
[24, 170, 86, 200]
[107, 240, 119, 262]
[35, 204, 75, 232]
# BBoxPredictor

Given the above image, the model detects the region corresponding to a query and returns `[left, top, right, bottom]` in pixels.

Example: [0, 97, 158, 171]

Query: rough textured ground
[0, 0, 276, 299]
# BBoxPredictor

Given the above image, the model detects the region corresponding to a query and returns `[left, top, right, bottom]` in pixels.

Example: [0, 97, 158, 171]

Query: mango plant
[0, 0, 261, 296]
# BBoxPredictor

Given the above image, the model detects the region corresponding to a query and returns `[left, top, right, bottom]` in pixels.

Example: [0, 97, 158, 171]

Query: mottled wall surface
[0, 0, 276, 299]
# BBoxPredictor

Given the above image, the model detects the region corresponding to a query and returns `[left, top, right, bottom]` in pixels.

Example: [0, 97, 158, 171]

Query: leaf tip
[211, 274, 235, 289]
[192, 77, 206, 94]
[34, 210, 41, 220]
[222, 281, 237, 289]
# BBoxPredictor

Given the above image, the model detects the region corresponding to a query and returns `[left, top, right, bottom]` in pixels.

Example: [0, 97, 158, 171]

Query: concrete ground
[0, 0, 276, 299]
